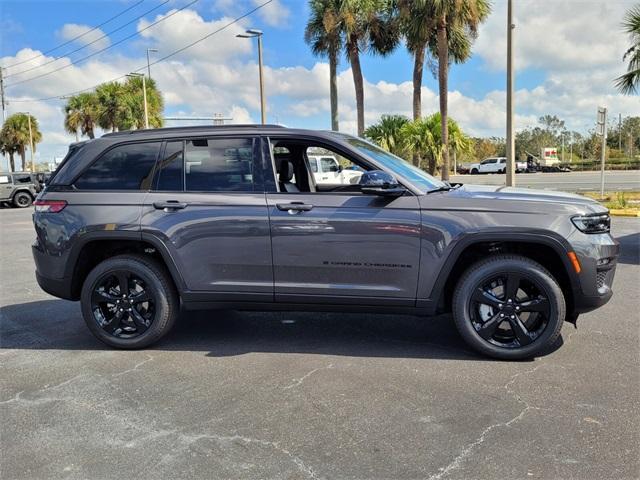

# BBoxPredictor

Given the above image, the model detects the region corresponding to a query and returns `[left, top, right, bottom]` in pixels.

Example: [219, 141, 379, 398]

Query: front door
[266, 139, 421, 306]
[141, 136, 273, 301]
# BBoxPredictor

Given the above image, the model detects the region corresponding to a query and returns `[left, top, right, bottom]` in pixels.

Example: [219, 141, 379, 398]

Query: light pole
[127, 73, 149, 129]
[146, 48, 158, 80]
[18, 111, 35, 172]
[237, 29, 266, 124]
[505, 0, 516, 187]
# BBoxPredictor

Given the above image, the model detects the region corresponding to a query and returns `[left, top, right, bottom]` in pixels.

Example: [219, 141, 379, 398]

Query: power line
[4, 0, 171, 79]
[5, 0, 201, 87]
[7, 0, 274, 104]
[1, 0, 144, 70]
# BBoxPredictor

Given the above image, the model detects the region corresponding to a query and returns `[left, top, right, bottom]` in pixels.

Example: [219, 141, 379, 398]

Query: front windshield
[342, 137, 446, 191]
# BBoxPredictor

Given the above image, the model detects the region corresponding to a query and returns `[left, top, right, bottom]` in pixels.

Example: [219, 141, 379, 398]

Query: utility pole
[0, 66, 6, 123]
[505, 0, 516, 187]
[561, 131, 565, 163]
[27, 112, 34, 173]
[597, 107, 607, 198]
[618, 113, 622, 151]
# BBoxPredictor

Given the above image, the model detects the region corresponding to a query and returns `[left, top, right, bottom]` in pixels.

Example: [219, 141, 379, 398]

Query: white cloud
[475, 0, 630, 74]
[137, 9, 252, 62]
[253, 0, 290, 27]
[57, 24, 111, 52]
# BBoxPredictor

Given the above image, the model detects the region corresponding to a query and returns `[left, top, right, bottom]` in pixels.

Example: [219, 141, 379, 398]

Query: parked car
[308, 154, 363, 184]
[0, 172, 38, 208]
[32, 125, 618, 360]
[469, 157, 527, 174]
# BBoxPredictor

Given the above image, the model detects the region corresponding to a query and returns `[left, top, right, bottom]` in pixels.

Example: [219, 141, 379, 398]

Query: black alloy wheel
[469, 272, 550, 348]
[91, 270, 155, 338]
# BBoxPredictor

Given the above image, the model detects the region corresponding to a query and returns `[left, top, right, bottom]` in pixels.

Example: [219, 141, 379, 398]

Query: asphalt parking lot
[1, 207, 639, 480]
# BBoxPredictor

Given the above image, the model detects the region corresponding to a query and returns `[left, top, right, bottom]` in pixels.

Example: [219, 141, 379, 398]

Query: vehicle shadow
[0, 299, 528, 361]
[615, 232, 640, 266]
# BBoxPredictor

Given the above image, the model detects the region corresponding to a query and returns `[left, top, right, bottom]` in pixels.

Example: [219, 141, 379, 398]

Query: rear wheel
[13, 192, 32, 208]
[471, 168, 479, 175]
[452, 255, 565, 360]
[81, 254, 179, 349]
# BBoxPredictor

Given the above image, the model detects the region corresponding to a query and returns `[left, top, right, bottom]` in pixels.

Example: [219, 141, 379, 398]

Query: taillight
[34, 200, 67, 213]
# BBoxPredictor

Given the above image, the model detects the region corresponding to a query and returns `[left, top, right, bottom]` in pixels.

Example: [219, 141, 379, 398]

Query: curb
[609, 209, 640, 217]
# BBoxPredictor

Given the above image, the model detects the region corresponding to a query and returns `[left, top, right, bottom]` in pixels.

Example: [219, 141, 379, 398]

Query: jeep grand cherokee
[32, 125, 619, 359]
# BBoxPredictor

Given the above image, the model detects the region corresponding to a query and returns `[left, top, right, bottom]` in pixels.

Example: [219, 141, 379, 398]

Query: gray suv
[32, 125, 619, 359]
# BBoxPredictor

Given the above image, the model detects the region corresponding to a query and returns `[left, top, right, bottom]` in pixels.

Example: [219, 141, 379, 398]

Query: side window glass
[155, 141, 184, 191]
[321, 157, 339, 172]
[185, 137, 254, 192]
[0, 175, 10, 184]
[75, 142, 160, 190]
[309, 157, 318, 173]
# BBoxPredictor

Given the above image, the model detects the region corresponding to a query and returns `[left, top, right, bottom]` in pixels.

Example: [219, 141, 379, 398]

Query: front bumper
[571, 233, 619, 314]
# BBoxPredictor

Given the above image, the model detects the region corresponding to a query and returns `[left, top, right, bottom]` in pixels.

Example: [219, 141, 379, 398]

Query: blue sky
[0, 0, 638, 167]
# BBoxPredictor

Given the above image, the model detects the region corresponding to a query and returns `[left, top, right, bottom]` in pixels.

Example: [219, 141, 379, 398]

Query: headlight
[572, 213, 610, 234]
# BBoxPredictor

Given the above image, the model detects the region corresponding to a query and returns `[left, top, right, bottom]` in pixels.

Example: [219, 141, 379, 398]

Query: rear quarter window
[74, 142, 161, 190]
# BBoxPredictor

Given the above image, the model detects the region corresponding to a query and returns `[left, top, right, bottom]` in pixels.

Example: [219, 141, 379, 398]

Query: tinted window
[321, 157, 339, 172]
[185, 137, 254, 192]
[155, 141, 184, 191]
[75, 142, 160, 190]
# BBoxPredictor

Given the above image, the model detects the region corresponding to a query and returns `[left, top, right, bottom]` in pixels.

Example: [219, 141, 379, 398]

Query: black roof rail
[102, 124, 285, 137]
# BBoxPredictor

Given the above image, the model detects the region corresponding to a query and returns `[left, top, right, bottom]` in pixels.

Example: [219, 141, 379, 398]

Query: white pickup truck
[468, 157, 527, 174]
[308, 155, 363, 185]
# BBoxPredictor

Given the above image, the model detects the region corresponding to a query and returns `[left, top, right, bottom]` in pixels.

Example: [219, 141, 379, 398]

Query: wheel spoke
[518, 297, 549, 313]
[477, 313, 504, 341]
[508, 314, 532, 346]
[472, 288, 502, 309]
[92, 289, 119, 304]
[130, 290, 151, 304]
[130, 308, 150, 332]
[116, 272, 129, 296]
[104, 310, 123, 334]
[504, 274, 521, 301]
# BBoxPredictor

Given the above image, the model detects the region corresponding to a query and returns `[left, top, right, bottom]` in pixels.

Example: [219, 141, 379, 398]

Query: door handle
[153, 201, 188, 211]
[276, 202, 313, 213]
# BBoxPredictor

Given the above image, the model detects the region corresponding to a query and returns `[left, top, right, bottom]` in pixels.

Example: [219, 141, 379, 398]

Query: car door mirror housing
[359, 170, 406, 197]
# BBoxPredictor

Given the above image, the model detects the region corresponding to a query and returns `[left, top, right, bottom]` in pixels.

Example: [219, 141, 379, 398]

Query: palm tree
[339, 0, 398, 137]
[64, 92, 99, 140]
[95, 82, 128, 132]
[0, 133, 18, 172]
[401, 114, 441, 173]
[364, 114, 409, 157]
[121, 76, 164, 130]
[306, 0, 343, 131]
[0, 113, 43, 171]
[431, 0, 491, 180]
[397, 0, 435, 121]
[615, 5, 640, 95]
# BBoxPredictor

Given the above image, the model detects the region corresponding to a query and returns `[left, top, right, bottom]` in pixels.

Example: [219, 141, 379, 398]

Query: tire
[452, 254, 565, 360]
[13, 191, 33, 208]
[81, 254, 179, 349]
[500, 168, 506, 174]
[471, 168, 479, 175]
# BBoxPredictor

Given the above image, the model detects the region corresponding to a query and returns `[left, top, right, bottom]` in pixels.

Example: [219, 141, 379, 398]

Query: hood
[451, 184, 607, 213]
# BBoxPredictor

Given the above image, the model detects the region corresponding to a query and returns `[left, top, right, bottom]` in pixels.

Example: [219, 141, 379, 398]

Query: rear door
[141, 136, 273, 301]
[0, 174, 12, 200]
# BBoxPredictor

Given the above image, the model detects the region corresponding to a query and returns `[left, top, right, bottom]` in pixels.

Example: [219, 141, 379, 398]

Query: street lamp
[146, 48, 158, 80]
[127, 72, 149, 129]
[236, 29, 266, 124]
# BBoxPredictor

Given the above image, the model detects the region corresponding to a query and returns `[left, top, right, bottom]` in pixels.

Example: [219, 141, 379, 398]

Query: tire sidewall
[81, 257, 173, 349]
[453, 257, 565, 360]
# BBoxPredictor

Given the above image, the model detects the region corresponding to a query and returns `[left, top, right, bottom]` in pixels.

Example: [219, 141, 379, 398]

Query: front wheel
[81, 254, 179, 349]
[471, 168, 479, 175]
[452, 255, 565, 360]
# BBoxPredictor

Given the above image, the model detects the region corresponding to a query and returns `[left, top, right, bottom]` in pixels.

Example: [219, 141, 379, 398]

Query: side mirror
[337, 165, 343, 173]
[359, 170, 406, 197]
